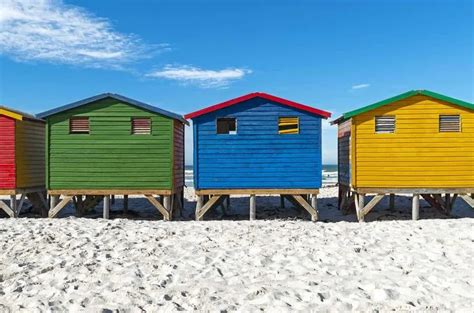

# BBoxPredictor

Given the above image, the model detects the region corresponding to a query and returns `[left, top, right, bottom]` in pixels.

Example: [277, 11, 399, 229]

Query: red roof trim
[184, 92, 332, 119]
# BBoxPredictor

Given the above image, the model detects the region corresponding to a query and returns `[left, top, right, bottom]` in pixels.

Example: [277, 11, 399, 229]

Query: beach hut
[38, 93, 188, 220]
[185, 92, 331, 221]
[0, 106, 47, 217]
[331, 90, 474, 221]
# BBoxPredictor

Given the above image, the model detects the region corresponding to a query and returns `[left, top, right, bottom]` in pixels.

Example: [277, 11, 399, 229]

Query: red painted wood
[0, 116, 16, 189]
[185, 92, 332, 119]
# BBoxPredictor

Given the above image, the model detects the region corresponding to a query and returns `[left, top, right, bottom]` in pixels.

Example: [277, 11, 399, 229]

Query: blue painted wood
[192, 98, 323, 189]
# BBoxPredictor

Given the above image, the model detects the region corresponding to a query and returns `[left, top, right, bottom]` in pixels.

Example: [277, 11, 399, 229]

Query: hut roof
[331, 90, 474, 124]
[184, 92, 332, 119]
[0, 105, 44, 123]
[37, 93, 189, 125]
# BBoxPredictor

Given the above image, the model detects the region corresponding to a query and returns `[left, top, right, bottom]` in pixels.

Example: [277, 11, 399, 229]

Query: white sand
[0, 187, 473, 311]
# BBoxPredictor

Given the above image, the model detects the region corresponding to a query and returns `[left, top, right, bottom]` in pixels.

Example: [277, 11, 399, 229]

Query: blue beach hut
[185, 92, 331, 221]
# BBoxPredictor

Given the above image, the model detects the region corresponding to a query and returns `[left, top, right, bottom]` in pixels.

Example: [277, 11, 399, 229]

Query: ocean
[185, 165, 338, 187]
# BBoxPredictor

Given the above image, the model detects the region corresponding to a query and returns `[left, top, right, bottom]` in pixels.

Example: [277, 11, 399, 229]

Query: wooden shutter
[132, 118, 151, 135]
[278, 117, 299, 134]
[70, 117, 89, 134]
[439, 115, 460, 132]
[375, 116, 395, 133]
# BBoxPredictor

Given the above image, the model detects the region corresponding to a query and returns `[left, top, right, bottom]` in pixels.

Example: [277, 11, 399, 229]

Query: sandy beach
[0, 187, 473, 312]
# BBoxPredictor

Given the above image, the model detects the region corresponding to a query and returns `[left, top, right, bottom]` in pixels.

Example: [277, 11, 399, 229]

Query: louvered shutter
[439, 115, 460, 132]
[132, 118, 151, 135]
[70, 117, 90, 134]
[278, 117, 299, 134]
[375, 116, 395, 134]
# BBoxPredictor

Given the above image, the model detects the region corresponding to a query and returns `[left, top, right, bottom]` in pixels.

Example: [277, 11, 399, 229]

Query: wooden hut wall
[173, 120, 185, 190]
[15, 119, 45, 189]
[46, 98, 174, 190]
[337, 119, 351, 186]
[0, 116, 16, 189]
[352, 95, 474, 188]
[193, 97, 323, 189]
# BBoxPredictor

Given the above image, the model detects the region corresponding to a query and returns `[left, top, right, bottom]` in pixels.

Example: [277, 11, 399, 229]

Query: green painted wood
[342, 90, 474, 120]
[46, 98, 174, 190]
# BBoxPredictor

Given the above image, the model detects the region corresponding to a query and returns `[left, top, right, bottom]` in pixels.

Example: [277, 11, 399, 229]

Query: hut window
[69, 117, 90, 134]
[278, 117, 299, 134]
[375, 116, 395, 134]
[217, 118, 237, 134]
[439, 115, 461, 132]
[132, 118, 151, 135]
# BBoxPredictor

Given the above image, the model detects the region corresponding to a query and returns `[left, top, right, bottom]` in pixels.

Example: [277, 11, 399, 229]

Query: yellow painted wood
[352, 95, 474, 188]
[15, 120, 45, 188]
[278, 117, 299, 134]
[0, 109, 23, 121]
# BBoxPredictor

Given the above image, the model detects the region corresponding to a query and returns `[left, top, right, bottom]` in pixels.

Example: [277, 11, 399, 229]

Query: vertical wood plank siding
[337, 119, 351, 186]
[0, 116, 16, 189]
[47, 98, 174, 189]
[173, 120, 185, 189]
[193, 98, 323, 189]
[353, 95, 474, 188]
[15, 120, 45, 188]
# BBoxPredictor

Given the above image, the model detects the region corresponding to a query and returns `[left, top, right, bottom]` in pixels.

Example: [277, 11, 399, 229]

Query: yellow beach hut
[331, 90, 474, 221]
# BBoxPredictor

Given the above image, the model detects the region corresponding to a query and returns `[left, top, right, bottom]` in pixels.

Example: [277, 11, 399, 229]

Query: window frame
[216, 117, 237, 135]
[131, 117, 152, 135]
[375, 115, 396, 134]
[278, 116, 300, 135]
[439, 115, 461, 133]
[69, 117, 90, 134]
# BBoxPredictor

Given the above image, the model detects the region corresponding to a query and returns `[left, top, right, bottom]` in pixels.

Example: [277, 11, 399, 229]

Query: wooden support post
[355, 193, 365, 222]
[145, 195, 170, 220]
[195, 195, 203, 221]
[10, 195, 17, 218]
[389, 194, 395, 210]
[111, 195, 115, 205]
[50, 195, 58, 215]
[49, 196, 72, 218]
[103, 195, 110, 219]
[249, 194, 256, 220]
[195, 195, 221, 221]
[280, 195, 285, 209]
[445, 193, 451, 214]
[412, 194, 419, 220]
[0, 200, 15, 217]
[123, 195, 128, 213]
[311, 194, 319, 222]
[163, 196, 172, 219]
[222, 195, 229, 215]
[16, 194, 26, 217]
[460, 194, 474, 208]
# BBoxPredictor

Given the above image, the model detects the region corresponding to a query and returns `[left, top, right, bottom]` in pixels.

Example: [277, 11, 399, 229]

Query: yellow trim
[0, 109, 23, 121]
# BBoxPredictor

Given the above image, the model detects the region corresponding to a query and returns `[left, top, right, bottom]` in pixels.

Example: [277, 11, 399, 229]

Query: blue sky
[1, 0, 472, 164]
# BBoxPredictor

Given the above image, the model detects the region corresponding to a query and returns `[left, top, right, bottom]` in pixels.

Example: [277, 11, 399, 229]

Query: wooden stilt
[49, 196, 72, 218]
[222, 195, 229, 215]
[311, 194, 319, 222]
[111, 195, 115, 205]
[389, 194, 395, 210]
[10, 195, 17, 218]
[412, 194, 419, 220]
[280, 195, 285, 209]
[163, 196, 171, 219]
[145, 195, 170, 220]
[0, 200, 15, 217]
[195, 195, 221, 220]
[123, 195, 128, 213]
[103, 195, 110, 219]
[445, 193, 451, 214]
[195, 195, 203, 221]
[249, 194, 256, 220]
[355, 193, 365, 222]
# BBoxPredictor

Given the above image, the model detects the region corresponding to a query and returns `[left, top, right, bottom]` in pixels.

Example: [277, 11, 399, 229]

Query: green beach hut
[38, 93, 188, 220]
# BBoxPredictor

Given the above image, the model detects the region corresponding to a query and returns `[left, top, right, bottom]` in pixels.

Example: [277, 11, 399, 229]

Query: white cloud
[0, 0, 165, 68]
[146, 65, 252, 88]
[351, 83, 370, 90]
